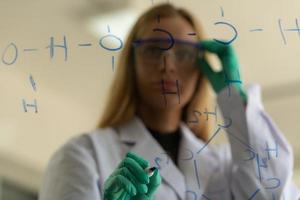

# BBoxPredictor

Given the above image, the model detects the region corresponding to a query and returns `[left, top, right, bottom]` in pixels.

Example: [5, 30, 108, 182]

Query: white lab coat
[39, 85, 300, 200]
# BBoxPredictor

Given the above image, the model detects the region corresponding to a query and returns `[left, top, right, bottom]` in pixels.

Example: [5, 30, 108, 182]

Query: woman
[39, 3, 300, 200]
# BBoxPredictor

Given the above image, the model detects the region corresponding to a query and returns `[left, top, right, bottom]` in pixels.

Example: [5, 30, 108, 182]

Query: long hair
[97, 3, 213, 141]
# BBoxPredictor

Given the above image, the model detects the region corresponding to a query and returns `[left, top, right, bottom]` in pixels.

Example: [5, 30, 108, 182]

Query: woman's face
[134, 16, 200, 111]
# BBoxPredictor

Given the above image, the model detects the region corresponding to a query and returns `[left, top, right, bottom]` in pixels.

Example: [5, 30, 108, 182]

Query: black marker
[144, 167, 157, 177]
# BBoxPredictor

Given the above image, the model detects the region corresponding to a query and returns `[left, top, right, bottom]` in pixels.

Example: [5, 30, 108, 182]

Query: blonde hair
[97, 3, 213, 141]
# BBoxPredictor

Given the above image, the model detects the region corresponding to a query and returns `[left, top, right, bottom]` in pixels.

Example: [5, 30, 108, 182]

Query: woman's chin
[147, 95, 184, 110]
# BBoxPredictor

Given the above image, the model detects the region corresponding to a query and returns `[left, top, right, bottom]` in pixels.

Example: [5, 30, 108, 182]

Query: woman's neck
[136, 104, 181, 134]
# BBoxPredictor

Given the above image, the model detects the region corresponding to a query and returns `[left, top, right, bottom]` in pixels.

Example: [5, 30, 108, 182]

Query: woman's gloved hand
[197, 40, 247, 103]
[103, 152, 161, 200]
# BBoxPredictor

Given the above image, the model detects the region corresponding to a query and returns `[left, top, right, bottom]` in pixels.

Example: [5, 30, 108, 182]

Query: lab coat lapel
[178, 122, 220, 197]
[119, 116, 186, 199]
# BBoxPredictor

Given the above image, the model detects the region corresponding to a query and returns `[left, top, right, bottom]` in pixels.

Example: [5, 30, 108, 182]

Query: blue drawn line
[249, 28, 264, 32]
[97, 179, 102, 195]
[265, 141, 279, 160]
[285, 18, 300, 38]
[265, 177, 281, 189]
[226, 80, 242, 84]
[220, 6, 224, 17]
[224, 70, 242, 85]
[46, 36, 68, 61]
[278, 19, 287, 45]
[197, 127, 222, 154]
[180, 148, 194, 160]
[218, 116, 232, 128]
[154, 152, 170, 170]
[99, 34, 123, 51]
[23, 48, 38, 51]
[161, 79, 167, 107]
[78, 43, 92, 47]
[187, 110, 201, 124]
[203, 106, 217, 123]
[256, 153, 263, 182]
[296, 18, 300, 37]
[185, 190, 197, 200]
[29, 74, 37, 91]
[226, 129, 256, 152]
[202, 194, 211, 200]
[2, 42, 18, 65]
[154, 157, 162, 169]
[163, 55, 166, 73]
[243, 149, 256, 161]
[152, 28, 174, 50]
[285, 28, 300, 32]
[193, 159, 201, 189]
[160, 79, 181, 105]
[22, 99, 38, 113]
[213, 21, 238, 45]
[112, 56, 115, 71]
[248, 188, 260, 200]
[272, 193, 275, 200]
[176, 80, 180, 104]
[224, 70, 242, 97]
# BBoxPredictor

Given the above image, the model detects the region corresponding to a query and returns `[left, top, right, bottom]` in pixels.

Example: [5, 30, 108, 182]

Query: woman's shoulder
[47, 127, 120, 167]
[40, 127, 119, 200]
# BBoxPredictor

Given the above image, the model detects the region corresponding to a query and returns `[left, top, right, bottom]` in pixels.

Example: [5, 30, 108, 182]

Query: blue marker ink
[152, 28, 174, 50]
[220, 6, 224, 17]
[187, 110, 201, 124]
[213, 21, 238, 45]
[46, 36, 68, 61]
[160, 79, 180, 106]
[278, 19, 287, 45]
[2, 42, 18, 65]
[186, 190, 197, 200]
[193, 159, 201, 189]
[249, 28, 264, 32]
[265, 141, 279, 160]
[265, 177, 281, 190]
[112, 55, 115, 71]
[188, 32, 196, 36]
[22, 98, 38, 113]
[99, 34, 123, 51]
[179, 147, 193, 161]
[154, 153, 170, 170]
[23, 48, 38, 51]
[29, 74, 37, 91]
[203, 106, 218, 123]
[248, 188, 260, 200]
[78, 43, 92, 47]
[197, 127, 222, 154]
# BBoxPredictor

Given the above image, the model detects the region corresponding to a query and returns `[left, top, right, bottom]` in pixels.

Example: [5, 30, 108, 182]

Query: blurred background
[0, 0, 300, 199]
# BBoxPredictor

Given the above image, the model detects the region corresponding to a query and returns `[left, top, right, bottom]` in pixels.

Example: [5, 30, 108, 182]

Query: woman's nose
[159, 51, 177, 73]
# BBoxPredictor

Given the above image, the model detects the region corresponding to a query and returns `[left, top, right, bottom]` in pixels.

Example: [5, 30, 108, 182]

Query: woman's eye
[176, 50, 194, 60]
[143, 46, 162, 57]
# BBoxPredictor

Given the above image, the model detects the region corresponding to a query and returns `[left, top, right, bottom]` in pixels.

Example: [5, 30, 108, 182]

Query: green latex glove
[197, 40, 247, 103]
[103, 152, 161, 200]
[132, 168, 161, 200]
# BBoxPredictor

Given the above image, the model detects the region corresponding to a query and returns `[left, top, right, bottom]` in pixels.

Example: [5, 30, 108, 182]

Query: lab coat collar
[178, 120, 219, 195]
[117, 116, 217, 199]
[118, 116, 186, 199]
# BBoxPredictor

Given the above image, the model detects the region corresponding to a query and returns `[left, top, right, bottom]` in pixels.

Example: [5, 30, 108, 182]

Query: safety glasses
[132, 38, 204, 70]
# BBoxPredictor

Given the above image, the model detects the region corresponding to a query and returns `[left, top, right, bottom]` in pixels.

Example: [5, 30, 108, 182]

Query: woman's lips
[153, 80, 178, 91]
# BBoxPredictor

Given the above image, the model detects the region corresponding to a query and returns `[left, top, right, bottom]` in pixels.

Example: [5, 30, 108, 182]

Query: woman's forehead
[137, 16, 197, 42]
